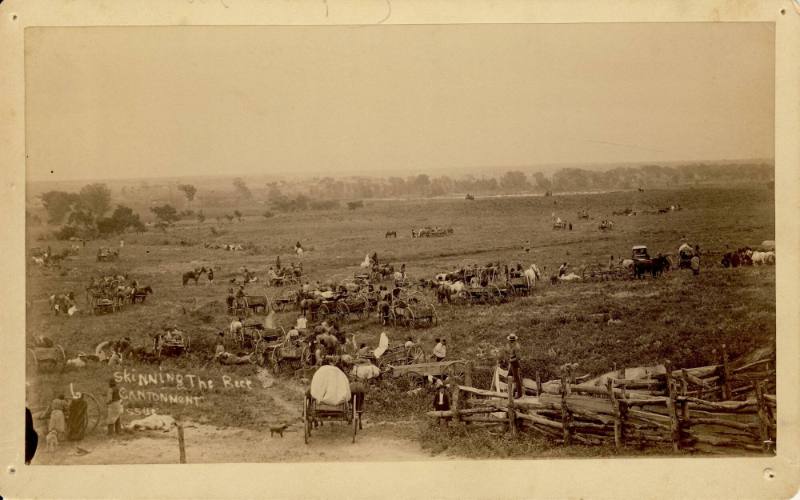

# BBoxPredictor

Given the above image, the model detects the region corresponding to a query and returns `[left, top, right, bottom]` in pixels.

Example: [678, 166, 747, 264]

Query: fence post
[664, 360, 681, 452]
[721, 344, 732, 400]
[754, 381, 770, 453]
[607, 378, 621, 450]
[680, 369, 689, 421]
[507, 381, 517, 436]
[464, 361, 473, 388]
[535, 370, 542, 396]
[560, 370, 572, 445]
[176, 421, 186, 464]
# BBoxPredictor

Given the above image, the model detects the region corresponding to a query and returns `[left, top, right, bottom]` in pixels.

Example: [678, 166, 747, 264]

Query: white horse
[523, 264, 542, 287]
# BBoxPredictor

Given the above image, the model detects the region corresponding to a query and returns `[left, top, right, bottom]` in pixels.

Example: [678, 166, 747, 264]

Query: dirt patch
[33, 421, 441, 464]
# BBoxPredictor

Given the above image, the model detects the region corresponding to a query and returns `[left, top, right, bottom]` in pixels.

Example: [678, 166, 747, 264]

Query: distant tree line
[39, 183, 146, 240]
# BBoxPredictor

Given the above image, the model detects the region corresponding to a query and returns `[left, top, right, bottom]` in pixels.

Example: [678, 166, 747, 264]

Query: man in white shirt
[230, 317, 244, 337]
[296, 315, 307, 331]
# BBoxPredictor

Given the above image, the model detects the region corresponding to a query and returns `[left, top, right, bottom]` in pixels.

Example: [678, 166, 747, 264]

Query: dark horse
[633, 256, 670, 278]
[182, 267, 207, 286]
[132, 285, 153, 303]
[385, 231, 397, 238]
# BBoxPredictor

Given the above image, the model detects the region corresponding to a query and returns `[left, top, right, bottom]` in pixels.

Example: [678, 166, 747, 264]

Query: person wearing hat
[504, 334, 523, 398]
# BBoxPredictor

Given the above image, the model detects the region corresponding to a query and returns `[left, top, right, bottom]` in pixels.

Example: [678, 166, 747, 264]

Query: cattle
[752, 251, 776, 266]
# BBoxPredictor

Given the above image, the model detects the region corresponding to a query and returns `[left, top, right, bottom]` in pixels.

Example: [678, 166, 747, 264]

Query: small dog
[46, 430, 59, 451]
[269, 423, 289, 438]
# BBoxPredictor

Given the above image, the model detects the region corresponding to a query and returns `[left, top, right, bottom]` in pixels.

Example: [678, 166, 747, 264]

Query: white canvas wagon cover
[310, 365, 352, 406]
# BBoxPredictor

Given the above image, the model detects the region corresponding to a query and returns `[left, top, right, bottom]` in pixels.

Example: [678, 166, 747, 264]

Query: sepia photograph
[3, 2, 798, 496]
[21, 22, 779, 465]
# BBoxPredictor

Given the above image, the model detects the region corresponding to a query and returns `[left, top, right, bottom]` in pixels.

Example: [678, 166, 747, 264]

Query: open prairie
[26, 184, 776, 462]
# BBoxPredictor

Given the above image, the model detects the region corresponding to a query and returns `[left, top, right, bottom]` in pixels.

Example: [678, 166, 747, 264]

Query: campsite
[25, 181, 776, 463]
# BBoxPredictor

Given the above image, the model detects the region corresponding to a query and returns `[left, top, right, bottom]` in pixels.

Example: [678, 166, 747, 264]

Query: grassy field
[25, 184, 776, 461]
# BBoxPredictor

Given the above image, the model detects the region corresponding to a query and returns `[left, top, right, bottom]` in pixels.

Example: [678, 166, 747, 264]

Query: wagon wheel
[318, 304, 331, 320]
[443, 361, 468, 386]
[270, 347, 282, 375]
[405, 309, 416, 329]
[303, 397, 310, 444]
[489, 285, 503, 305]
[360, 299, 372, 320]
[408, 345, 425, 364]
[455, 290, 469, 305]
[336, 302, 350, 322]
[83, 392, 102, 435]
[299, 344, 313, 369]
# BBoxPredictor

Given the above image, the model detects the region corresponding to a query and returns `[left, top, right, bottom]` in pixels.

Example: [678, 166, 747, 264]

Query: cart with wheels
[302, 365, 363, 444]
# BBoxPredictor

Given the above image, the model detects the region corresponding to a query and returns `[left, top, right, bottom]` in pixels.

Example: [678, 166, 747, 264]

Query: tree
[178, 184, 197, 209]
[150, 204, 180, 224]
[197, 210, 206, 223]
[79, 183, 112, 219]
[532, 172, 552, 192]
[233, 210, 243, 222]
[97, 205, 145, 235]
[233, 178, 252, 200]
[500, 171, 530, 191]
[39, 191, 81, 224]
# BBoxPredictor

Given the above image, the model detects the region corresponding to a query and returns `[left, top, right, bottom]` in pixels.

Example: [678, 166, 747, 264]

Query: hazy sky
[25, 24, 774, 182]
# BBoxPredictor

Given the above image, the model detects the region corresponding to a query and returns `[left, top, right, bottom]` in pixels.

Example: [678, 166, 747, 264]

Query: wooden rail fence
[427, 346, 776, 454]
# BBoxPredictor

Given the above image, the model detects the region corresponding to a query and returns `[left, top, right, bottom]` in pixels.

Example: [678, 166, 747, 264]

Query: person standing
[207, 267, 214, 286]
[66, 392, 89, 441]
[504, 334, 523, 398]
[48, 394, 68, 439]
[276, 254, 281, 271]
[106, 379, 123, 436]
[691, 254, 701, 276]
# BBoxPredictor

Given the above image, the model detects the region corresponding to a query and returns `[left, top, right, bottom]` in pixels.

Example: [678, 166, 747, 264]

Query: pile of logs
[426, 345, 776, 454]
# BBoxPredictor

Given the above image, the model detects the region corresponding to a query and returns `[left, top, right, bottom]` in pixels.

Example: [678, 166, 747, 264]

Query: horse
[436, 281, 465, 304]
[182, 267, 207, 286]
[385, 231, 397, 238]
[132, 285, 154, 303]
[378, 264, 395, 280]
[49, 292, 76, 315]
[359, 254, 371, 269]
[523, 264, 542, 288]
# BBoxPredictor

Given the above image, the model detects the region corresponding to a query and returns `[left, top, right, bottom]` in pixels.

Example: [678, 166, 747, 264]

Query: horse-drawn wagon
[334, 292, 373, 322]
[153, 329, 190, 358]
[267, 331, 312, 375]
[302, 365, 364, 444]
[463, 283, 509, 305]
[506, 272, 532, 296]
[388, 359, 469, 386]
[380, 290, 438, 328]
[96, 247, 119, 262]
[272, 288, 299, 312]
